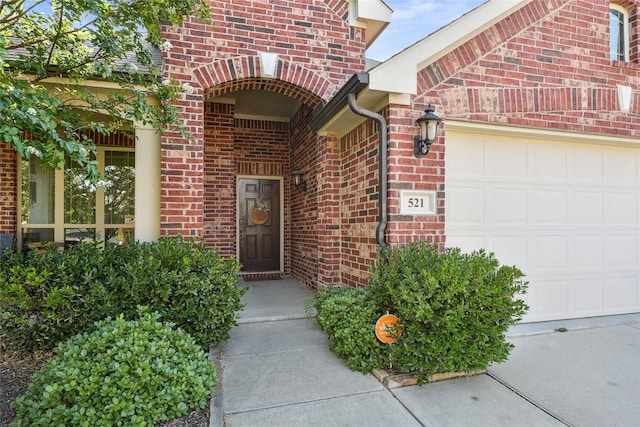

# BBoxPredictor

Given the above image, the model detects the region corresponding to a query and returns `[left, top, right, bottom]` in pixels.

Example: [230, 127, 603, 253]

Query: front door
[239, 178, 281, 272]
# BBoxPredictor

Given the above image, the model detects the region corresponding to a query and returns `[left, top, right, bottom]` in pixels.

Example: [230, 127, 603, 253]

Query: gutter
[309, 73, 369, 131]
[309, 72, 389, 254]
[347, 92, 388, 254]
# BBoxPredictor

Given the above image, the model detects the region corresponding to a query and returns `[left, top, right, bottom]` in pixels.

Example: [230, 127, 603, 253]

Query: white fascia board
[446, 119, 640, 147]
[369, 0, 531, 98]
[348, 0, 392, 46]
[351, 0, 392, 23]
[316, 87, 390, 137]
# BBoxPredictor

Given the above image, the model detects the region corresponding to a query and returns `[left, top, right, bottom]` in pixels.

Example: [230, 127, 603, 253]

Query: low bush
[11, 308, 218, 426]
[313, 242, 528, 383]
[313, 287, 385, 373]
[0, 236, 245, 351]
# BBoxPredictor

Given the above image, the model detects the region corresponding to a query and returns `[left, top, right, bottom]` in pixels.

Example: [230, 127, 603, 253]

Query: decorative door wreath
[249, 203, 269, 225]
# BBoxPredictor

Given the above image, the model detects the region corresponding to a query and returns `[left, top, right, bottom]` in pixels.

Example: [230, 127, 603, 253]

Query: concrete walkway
[212, 278, 640, 427]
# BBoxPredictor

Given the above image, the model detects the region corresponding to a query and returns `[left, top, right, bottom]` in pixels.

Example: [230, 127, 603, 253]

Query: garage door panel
[530, 279, 569, 318]
[605, 277, 639, 311]
[492, 188, 527, 223]
[446, 234, 486, 254]
[605, 235, 638, 267]
[606, 192, 638, 224]
[533, 190, 566, 224]
[446, 138, 485, 177]
[604, 149, 638, 186]
[571, 278, 604, 314]
[446, 130, 640, 322]
[533, 235, 566, 270]
[531, 144, 567, 181]
[570, 192, 603, 223]
[492, 235, 528, 271]
[490, 142, 527, 177]
[447, 187, 485, 223]
[569, 146, 603, 183]
[569, 235, 604, 268]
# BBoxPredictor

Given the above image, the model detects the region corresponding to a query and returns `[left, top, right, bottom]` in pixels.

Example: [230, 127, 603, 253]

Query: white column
[134, 123, 161, 242]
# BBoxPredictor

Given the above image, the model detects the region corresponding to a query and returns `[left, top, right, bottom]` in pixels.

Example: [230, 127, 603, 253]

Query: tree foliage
[0, 0, 210, 181]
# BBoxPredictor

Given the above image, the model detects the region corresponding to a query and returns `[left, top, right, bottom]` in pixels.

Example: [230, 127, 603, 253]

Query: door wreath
[249, 203, 269, 225]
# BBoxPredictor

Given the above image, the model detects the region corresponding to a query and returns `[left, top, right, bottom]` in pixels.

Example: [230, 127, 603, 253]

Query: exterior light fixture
[291, 170, 307, 193]
[414, 104, 442, 157]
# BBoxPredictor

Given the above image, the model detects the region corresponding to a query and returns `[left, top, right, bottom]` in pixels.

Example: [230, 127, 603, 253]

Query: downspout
[347, 92, 389, 256]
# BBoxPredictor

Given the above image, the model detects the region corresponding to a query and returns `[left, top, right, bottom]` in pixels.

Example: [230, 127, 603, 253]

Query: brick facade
[0, 145, 17, 233]
[417, 0, 639, 135]
[160, 0, 368, 283]
[5, 0, 636, 293]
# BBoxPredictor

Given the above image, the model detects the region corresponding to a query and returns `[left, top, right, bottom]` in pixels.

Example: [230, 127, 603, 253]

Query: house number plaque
[400, 190, 436, 216]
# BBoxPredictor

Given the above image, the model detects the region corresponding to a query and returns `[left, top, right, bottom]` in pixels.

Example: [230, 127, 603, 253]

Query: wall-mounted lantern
[291, 170, 307, 193]
[414, 104, 442, 157]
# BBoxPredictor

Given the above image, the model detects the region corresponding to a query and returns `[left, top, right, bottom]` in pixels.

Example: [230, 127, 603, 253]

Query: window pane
[22, 227, 54, 244]
[104, 151, 135, 224]
[610, 9, 626, 61]
[21, 158, 55, 224]
[65, 228, 96, 248]
[106, 228, 134, 246]
[64, 157, 96, 224]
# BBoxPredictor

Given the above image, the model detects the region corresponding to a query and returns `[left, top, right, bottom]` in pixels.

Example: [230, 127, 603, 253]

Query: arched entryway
[202, 77, 323, 285]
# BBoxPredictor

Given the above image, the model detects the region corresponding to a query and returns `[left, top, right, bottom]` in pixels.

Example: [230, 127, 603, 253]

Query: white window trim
[610, 4, 630, 62]
[17, 146, 135, 250]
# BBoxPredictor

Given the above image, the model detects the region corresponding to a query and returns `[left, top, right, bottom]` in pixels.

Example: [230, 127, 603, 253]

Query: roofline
[368, 0, 532, 98]
[309, 73, 369, 131]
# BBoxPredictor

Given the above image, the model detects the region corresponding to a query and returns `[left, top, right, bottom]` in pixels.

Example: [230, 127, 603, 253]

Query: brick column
[316, 133, 342, 287]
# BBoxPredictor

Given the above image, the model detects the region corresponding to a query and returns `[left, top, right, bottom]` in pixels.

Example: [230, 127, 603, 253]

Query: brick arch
[193, 55, 336, 106]
[610, 0, 636, 12]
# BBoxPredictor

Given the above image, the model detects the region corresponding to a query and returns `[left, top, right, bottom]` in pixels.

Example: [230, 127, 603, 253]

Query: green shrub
[368, 242, 528, 382]
[314, 287, 385, 373]
[0, 247, 94, 350]
[89, 236, 245, 348]
[312, 242, 528, 383]
[11, 308, 217, 426]
[0, 236, 245, 351]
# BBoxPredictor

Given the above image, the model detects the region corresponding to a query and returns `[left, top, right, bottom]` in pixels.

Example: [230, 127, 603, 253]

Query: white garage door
[445, 125, 640, 322]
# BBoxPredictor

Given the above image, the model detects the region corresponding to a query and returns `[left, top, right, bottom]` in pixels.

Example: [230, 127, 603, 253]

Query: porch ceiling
[211, 90, 302, 122]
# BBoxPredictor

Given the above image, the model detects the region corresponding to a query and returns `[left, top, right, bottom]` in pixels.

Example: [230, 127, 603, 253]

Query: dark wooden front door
[239, 178, 280, 272]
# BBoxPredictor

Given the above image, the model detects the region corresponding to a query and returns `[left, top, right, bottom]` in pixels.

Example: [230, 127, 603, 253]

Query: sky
[366, 0, 487, 62]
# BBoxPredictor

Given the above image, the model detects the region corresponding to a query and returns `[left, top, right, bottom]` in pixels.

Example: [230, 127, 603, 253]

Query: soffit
[212, 90, 302, 122]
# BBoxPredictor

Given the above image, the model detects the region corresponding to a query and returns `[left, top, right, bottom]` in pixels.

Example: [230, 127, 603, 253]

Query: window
[610, 4, 630, 61]
[20, 147, 135, 248]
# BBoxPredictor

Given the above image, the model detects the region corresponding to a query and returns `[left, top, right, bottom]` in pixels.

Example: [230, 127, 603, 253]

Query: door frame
[236, 174, 285, 273]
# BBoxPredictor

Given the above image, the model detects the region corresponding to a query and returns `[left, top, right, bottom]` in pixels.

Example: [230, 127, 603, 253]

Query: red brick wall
[386, 104, 446, 247]
[289, 107, 319, 287]
[0, 145, 17, 233]
[160, 0, 367, 239]
[390, 0, 640, 252]
[340, 118, 382, 288]
[202, 101, 320, 279]
[202, 102, 235, 254]
[315, 133, 342, 288]
[418, 0, 639, 134]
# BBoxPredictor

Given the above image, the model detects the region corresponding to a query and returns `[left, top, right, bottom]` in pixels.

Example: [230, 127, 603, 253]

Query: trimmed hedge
[313, 242, 528, 383]
[314, 287, 385, 373]
[11, 309, 218, 426]
[0, 236, 245, 351]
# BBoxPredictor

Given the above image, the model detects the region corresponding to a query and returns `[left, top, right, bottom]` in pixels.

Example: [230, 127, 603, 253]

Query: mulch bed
[0, 347, 209, 427]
